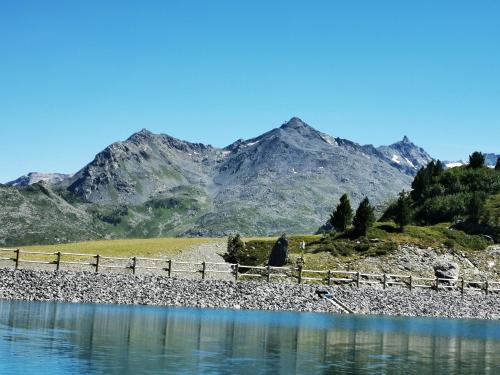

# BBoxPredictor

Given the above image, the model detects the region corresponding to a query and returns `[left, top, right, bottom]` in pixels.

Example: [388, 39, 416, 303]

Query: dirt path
[167, 240, 234, 280]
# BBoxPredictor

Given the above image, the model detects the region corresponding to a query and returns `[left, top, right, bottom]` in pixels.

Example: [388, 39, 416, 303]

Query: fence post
[297, 265, 303, 284]
[327, 270, 332, 286]
[14, 249, 20, 270]
[95, 254, 100, 273]
[234, 264, 239, 282]
[201, 261, 206, 280]
[485, 280, 489, 295]
[461, 278, 465, 296]
[383, 274, 387, 290]
[435, 277, 439, 291]
[56, 251, 61, 271]
[132, 257, 137, 275]
[409, 275, 413, 291]
[267, 265, 271, 283]
[356, 272, 360, 288]
[167, 260, 172, 277]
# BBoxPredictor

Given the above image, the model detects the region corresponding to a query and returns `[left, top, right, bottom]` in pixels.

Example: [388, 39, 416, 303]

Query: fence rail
[0, 248, 498, 295]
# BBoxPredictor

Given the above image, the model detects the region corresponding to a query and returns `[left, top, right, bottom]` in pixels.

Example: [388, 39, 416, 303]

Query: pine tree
[495, 157, 500, 171]
[411, 162, 434, 202]
[394, 190, 413, 232]
[329, 194, 353, 232]
[469, 152, 485, 169]
[467, 193, 485, 223]
[353, 197, 375, 237]
[433, 160, 444, 176]
[226, 234, 245, 262]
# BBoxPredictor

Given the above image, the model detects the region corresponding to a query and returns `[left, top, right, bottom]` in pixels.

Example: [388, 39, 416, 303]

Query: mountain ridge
[2, 117, 439, 244]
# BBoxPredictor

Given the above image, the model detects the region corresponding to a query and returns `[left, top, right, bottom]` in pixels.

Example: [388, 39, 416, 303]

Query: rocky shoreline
[1, 268, 500, 319]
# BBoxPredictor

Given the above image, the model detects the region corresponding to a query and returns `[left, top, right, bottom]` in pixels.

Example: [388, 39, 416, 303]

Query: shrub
[226, 234, 245, 263]
[354, 241, 370, 252]
[443, 239, 455, 249]
[394, 190, 413, 231]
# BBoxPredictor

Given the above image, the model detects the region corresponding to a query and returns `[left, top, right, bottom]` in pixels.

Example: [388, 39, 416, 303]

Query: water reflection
[1, 300, 500, 374]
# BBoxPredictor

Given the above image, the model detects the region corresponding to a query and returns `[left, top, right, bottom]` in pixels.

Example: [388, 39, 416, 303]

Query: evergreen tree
[226, 234, 245, 262]
[353, 197, 375, 236]
[394, 190, 413, 232]
[410, 167, 427, 203]
[329, 193, 353, 232]
[227, 234, 234, 254]
[495, 157, 500, 171]
[467, 193, 485, 223]
[411, 161, 435, 202]
[433, 160, 444, 176]
[469, 152, 485, 169]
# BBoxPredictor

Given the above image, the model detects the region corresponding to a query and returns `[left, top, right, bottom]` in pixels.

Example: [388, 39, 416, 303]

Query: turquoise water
[1, 301, 500, 374]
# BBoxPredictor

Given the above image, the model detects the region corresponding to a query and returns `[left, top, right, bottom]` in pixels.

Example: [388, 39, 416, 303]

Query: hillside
[0, 183, 102, 246]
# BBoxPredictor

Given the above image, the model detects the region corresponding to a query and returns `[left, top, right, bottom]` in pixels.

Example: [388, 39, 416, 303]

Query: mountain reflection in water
[1, 300, 500, 374]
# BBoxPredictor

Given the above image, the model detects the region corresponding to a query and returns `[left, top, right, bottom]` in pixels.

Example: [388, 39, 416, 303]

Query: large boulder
[268, 234, 289, 267]
[433, 260, 459, 280]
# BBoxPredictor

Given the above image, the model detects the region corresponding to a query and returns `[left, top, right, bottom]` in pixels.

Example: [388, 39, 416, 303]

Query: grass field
[22, 237, 222, 258]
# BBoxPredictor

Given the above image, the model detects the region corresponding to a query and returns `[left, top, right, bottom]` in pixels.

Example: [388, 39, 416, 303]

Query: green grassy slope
[235, 222, 492, 271]
[0, 184, 103, 246]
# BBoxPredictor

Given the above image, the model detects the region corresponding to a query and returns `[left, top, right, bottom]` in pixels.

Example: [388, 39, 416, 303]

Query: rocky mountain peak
[377, 135, 433, 172]
[275, 117, 334, 147]
[6, 172, 71, 187]
[280, 117, 310, 130]
[127, 128, 154, 142]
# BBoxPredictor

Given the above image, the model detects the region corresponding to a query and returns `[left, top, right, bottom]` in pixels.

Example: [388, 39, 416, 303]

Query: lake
[1, 300, 500, 374]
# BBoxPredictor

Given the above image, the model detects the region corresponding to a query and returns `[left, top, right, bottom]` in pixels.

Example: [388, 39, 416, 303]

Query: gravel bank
[1, 269, 499, 319]
[0, 269, 340, 313]
[333, 286, 500, 320]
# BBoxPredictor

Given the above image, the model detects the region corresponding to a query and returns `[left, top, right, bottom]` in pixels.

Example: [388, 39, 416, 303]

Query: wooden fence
[1, 248, 499, 295]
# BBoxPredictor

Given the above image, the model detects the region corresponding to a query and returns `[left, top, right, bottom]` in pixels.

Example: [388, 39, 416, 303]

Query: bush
[394, 190, 413, 231]
[354, 240, 370, 252]
[226, 234, 245, 263]
[443, 239, 455, 249]
[372, 241, 398, 256]
[443, 229, 490, 251]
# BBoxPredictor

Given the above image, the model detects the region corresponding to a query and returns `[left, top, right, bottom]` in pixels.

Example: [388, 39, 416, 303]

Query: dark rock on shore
[268, 234, 289, 266]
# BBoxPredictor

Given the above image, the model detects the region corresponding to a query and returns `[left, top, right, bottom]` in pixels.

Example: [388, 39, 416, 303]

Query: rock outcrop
[268, 234, 289, 267]
[434, 260, 460, 280]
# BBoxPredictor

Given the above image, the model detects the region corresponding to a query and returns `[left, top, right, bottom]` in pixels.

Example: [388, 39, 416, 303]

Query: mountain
[61, 117, 432, 236]
[445, 153, 499, 169]
[7, 172, 71, 187]
[0, 183, 101, 246]
[485, 153, 500, 167]
[2, 117, 435, 244]
[377, 136, 433, 172]
[66, 128, 217, 205]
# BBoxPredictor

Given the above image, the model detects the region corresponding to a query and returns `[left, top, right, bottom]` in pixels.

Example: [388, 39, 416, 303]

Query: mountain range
[444, 153, 500, 169]
[2, 117, 436, 245]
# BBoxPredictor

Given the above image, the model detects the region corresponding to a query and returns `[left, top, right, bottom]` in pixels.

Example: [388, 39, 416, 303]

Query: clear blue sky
[1, 0, 499, 182]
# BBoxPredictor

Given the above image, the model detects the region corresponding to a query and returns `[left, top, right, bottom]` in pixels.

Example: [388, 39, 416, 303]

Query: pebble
[1, 269, 499, 319]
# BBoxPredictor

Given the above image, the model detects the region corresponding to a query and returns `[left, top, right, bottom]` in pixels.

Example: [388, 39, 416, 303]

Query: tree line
[329, 151, 500, 237]
[329, 194, 375, 236]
